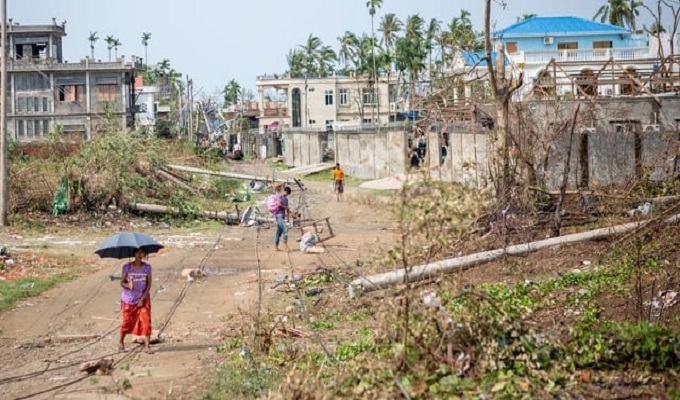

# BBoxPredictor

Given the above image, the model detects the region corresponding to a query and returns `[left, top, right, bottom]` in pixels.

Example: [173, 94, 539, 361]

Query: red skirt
[120, 297, 151, 336]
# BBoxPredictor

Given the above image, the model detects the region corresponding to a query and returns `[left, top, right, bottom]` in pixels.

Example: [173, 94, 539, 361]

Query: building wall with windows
[6, 21, 139, 142]
[256, 74, 398, 133]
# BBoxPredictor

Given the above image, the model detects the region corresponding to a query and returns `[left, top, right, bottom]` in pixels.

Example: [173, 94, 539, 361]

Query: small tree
[142, 32, 152, 67]
[88, 31, 99, 60]
[105, 35, 115, 61]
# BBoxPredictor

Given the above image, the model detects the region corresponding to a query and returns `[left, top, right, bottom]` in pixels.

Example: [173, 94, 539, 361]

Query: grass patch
[0, 272, 80, 312]
[202, 360, 280, 400]
[304, 170, 364, 188]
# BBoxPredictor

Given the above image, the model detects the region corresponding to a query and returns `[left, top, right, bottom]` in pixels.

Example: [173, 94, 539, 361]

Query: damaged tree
[483, 0, 524, 202]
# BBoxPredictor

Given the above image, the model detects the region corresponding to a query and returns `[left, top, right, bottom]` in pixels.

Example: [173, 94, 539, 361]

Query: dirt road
[0, 169, 394, 399]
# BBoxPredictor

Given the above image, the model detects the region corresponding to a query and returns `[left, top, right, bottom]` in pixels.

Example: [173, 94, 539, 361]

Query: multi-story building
[255, 74, 399, 133]
[8, 19, 140, 142]
[450, 16, 678, 102]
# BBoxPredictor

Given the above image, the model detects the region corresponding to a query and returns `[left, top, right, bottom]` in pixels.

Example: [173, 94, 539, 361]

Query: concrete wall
[283, 97, 680, 189]
[284, 128, 407, 179]
[282, 131, 324, 167]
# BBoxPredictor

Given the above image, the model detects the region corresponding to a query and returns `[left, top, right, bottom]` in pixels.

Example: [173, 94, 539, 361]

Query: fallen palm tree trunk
[348, 213, 680, 298]
[128, 202, 232, 221]
[156, 169, 199, 194]
[167, 164, 289, 183]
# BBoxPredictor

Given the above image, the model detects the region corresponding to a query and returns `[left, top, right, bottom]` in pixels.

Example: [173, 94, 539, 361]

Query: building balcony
[9, 56, 142, 72]
[509, 47, 651, 67]
[261, 108, 288, 118]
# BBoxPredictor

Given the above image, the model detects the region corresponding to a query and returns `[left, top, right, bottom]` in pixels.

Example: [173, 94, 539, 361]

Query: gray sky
[11, 1, 643, 94]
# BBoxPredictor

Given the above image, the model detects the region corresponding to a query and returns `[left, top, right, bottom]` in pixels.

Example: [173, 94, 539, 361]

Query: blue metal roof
[461, 51, 508, 67]
[494, 16, 628, 38]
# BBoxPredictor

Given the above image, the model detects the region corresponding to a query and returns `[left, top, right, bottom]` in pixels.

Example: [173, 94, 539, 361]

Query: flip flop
[145, 348, 154, 354]
[118, 346, 128, 353]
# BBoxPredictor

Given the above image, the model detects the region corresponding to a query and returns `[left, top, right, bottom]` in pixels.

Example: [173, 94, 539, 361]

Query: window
[27, 120, 34, 137]
[33, 97, 40, 112]
[324, 90, 333, 106]
[59, 85, 85, 102]
[16, 98, 24, 113]
[362, 118, 373, 124]
[35, 120, 41, 136]
[325, 120, 334, 130]
[362, 88, 376, 105]
[558, 41, 578, 58]
[96, 84, 116, 102]
[506, 42, 518, 54]
[593, 41, 612, 49]
[308, 119, 316, 125]
[17, 121, 24, 137]
[42, 97, 48, 112]
[339, 89, 348, 106]
[26, 97, 32, 112]
[43, 120, 50, 135]
[15, 73, 49, 92]
[557, 42, 578, 50]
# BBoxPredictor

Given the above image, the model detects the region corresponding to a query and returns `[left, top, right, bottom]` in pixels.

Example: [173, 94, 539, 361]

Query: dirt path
[0, 167, 394, 399]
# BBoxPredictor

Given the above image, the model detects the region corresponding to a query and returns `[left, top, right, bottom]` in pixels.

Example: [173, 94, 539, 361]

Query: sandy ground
[0, 164, 395, 399]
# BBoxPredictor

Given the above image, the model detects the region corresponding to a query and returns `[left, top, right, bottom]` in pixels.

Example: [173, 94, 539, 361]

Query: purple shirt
[275, 194, 288, 217]
[121, 262, 151, 305]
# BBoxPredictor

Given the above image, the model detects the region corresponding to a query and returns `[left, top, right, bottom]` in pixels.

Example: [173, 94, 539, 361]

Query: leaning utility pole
[187, 77, 193, 143]
[0, 0, 8, 226]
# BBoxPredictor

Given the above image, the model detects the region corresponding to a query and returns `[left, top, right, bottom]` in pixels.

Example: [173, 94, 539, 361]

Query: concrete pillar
[85, 68, 91, 140]
[48, 35, 53, 60]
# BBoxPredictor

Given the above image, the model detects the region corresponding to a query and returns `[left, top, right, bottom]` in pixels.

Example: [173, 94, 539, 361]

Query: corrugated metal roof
[495, 16, 628, 37]
[461, 51, 508, 67]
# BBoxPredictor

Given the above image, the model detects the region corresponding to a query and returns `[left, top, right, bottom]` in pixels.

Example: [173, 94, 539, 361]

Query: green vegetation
[0, 272, 81, 312]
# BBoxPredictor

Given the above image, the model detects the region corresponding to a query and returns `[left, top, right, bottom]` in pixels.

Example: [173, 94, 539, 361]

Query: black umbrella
[94, 232, 164, 259]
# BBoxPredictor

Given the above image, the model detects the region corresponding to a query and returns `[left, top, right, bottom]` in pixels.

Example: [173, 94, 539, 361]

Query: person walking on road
[274, 186, 291, 252]
[332, 163, 345, 202]
[119, 248, 153, 354]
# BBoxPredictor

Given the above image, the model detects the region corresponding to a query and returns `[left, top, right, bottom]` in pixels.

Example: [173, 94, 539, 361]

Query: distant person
[299, 225, 325, 254]
[410, 150, 420, 170]
[119, 248, 153, 354]
[332, 163, 345, 202]
[274, 186, 291, 252]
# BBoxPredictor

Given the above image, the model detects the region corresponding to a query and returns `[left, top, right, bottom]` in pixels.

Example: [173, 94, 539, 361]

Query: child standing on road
[332, 163, 344, 202]
[274, 186, 291, 252]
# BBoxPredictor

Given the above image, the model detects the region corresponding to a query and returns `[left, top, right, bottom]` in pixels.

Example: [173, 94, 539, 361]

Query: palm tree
[378, 13, 402, 80]
[338, 31, 359, 71]
[379, 13, 403, 50]
[105, 35, 115, 61]
[520, 13, 537, 22]
[223, 79, 242, 108]
[593, 0, 641, 29]
[88, 31, 99, 60]
[394, 35, 426, 113]
[142, 32, 152, 67]
[299, 34, 323, 76]
[366, 0, 383, 123]
[286, 49, 306, 78]
[156, 59, 171, 76]
[316, 45, 338, 77]
[425, 18, 441, 86]
[113, 39, 122, 59]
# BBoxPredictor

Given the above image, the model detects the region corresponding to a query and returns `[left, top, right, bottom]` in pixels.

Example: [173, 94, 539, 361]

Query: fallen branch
[273, 326, 310, 338]
[79, 357, 114, 375]
[348, 212, 680, 298]
[167, 164, 290, 183]
[127, 202, 270, 224]
[43, 334, 100, 345]
[156, 169, 198, 194]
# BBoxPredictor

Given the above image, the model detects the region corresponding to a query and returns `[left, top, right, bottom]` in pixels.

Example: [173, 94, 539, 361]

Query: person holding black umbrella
[118, 248, 153, 354]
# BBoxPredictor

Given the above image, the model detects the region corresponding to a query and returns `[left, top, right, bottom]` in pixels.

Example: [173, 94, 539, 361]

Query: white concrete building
[255, 74, 399, 133]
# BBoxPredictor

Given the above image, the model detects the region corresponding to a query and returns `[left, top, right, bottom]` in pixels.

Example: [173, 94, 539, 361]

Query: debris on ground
[79, 357, 114, 376]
